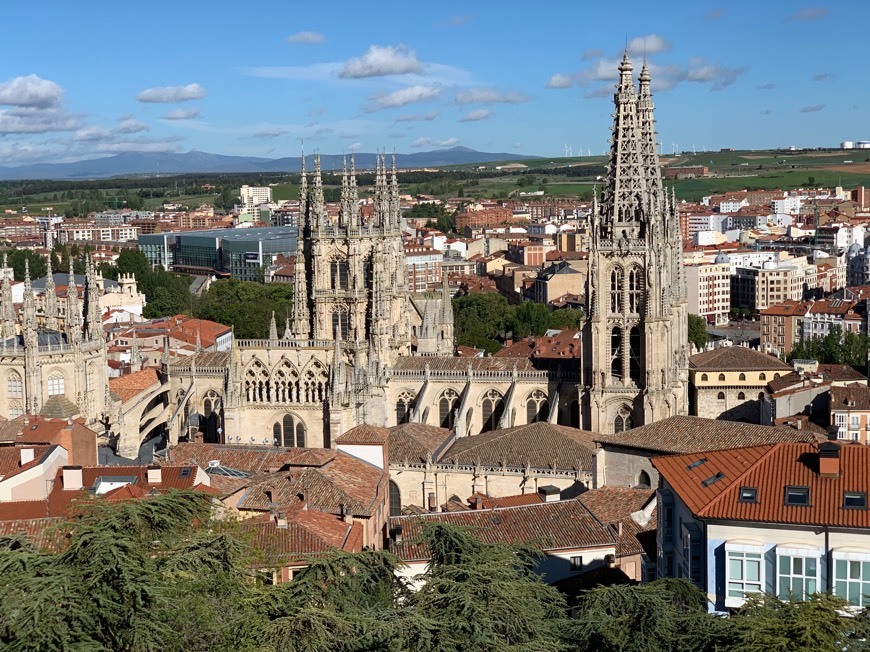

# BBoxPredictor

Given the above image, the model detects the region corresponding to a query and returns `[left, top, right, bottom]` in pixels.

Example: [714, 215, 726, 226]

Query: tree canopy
[687, 314, 709, 351]
[788, 325, 870, 367]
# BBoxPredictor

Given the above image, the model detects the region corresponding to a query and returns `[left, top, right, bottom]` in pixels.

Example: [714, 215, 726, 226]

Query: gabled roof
[241, 510, 362, 566]
[653, 442, 870, 528]
[578, 486, 657, 558]
[336, 424, 389, 445]
[387, 423, 453, 465]
[390, 500, 615, 562]
[594, 415, 821, 455]
[689, 346, 792, 372]
[830, 385, 870, 411]
[0, 445, 54, 479]
[108, 368, 161, 402]
[442, 422, 597, 471]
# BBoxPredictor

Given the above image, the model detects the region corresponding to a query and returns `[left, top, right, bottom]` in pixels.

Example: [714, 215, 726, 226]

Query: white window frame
[725, 543, 765, 608]
[776, 547, 819, 601]
[833, 551, 870, 608]
[47, 373, 65, 397]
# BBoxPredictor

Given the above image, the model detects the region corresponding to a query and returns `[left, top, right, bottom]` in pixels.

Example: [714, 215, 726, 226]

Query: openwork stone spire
[292, 153, 311, 340]
[44, 270, 59, 332]
[311, 154, 327, 231]
[66, 259, 82, 345]
[0, 255, 17, 341]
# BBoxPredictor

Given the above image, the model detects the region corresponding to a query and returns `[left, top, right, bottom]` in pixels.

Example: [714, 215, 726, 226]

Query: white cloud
[0, 107, 81, 134]
[137, 83, 206, 103]
[253, 127, 289, 138]
[512, 142, 523, 149]
[545, 73, 574, 89]
[73, 126, 113, 142]
[116, 117, 148, 134]
[627, 34, 671, 56]
[459, 109, 491, 122]
[581, 49, 603, 61]
[340, 44, 421, 78]
[410, 136, 459, 148]
[455, 87, 530, 106]
[287, 31, 325, 44]
[0, 75, 64, 108]
[394, 111, 439, 122]
[365, 85, 441, 111]
[162, 108, 200, 120]
[348, 142, 362, 152]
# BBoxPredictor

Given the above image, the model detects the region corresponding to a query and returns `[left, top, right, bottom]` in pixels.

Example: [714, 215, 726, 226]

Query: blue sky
[0, 0, 864, 166]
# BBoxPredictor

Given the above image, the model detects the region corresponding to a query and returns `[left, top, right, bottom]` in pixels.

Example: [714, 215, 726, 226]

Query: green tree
[5, 249, 48, 282]
[513, 301, 552, 338]
[194, 279, 294, 338]
[548, 307, 585, 330]
[453, 293, 515, 354]
[687, 314, 709, 350]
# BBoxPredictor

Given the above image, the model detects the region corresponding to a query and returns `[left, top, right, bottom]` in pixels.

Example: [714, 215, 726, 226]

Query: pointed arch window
[629, 326, 642, 384]
[439, 389, 459, 429]
[396, 390, 415, 425]
[610, 267, 624, 313]
[277, 414, 306, 448]
[628, 265, 644, 314]
[330, 259, 349, 290]
[481, 389, 504, 433]
[614, 405, 633, 433]
[389, 481, 402, 517]
[526, 389, 549, 424]
[610, 327, 623, 381]
[331, 310, 349, 340]
[47, 371, 65, 397]
[7, 372, 22, 399]
[638, 470, 651, 487]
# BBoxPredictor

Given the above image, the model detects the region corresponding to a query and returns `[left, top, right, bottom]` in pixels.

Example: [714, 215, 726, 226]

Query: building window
[481, 390, 504, 433]
[784, 486, 810, 506]
[738, 373, 746, 381]
[681, 523, 703, 588]
[570, 556, 583, 573]
[610, 327, 623, 381]
[739, 487, 758, 503]
[525, 389, 549, 424]
[277, 414, 305, 448]
[628, 266, 644, 314]
[701, 373, 708, 381]
[727, 549, 764, 607]
[439, 389, 459, 429]
[331, 310, 349, 340]
[610, 267, 623, 313]
[717, 392, 725, 400]
[6, 372, 22, 399]
[614, 405, 633, 433]
[47, 372, 65, 397]
[637, 470, 651, 487]
[759, 373, 767, 381]
[737, 392, 746, 400]
[834, 556, 870, 607]
[778, 554, 818, 600]
[718, 373, 726, 382]
[629, 326, 642, 384]
[396, 391, 415, 425]
[845, 492, 868, 509]
[389, 481, 402, 518]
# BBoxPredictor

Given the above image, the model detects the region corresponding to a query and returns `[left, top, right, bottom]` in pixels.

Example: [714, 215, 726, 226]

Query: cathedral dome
[714, 251, 730, 265]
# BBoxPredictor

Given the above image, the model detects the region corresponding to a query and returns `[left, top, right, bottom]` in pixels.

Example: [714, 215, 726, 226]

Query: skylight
[701, 472, 726, 487]
[686, 458, 708, 471]
[784, 486, 810, 506]
[844, 492, 867, 509]
[739, 486, 758, 503]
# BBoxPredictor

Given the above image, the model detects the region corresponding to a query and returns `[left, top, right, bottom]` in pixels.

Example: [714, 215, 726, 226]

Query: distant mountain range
[0, 147, 539, 180]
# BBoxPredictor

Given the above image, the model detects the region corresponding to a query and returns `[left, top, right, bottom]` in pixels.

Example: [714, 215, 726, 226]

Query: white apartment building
[685, 262, 730, 325]
[687, 214, 728, 237]
[731, 262, 804, 312]
[404, 245, 443, 292]
[239, 186, 273, 220]
[772, 196, 802, 214]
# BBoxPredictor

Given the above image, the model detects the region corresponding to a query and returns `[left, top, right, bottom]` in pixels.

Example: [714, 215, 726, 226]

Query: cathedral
[0, 53, 687, 459]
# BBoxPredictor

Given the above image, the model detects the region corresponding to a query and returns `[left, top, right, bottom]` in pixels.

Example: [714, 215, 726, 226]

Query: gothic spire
[131, 327, 142, 369]
[65, 259, 82, 345]
[339, 155, 349, 228]
[268, 310, 278, 341]
[85, 257, 101, 341]
[636, 58, 664, 209]
[0, 256, 16, 342]
[292, 155, 311, 340]
[22, 260, 37, 348]
[389, 153, 400, 231]
[282, 314, 292, 340]
[311, 154, 327, 231]
[348, 153, 360, 230]
[299, 148, 308, 202]
[441, 271, 454, 326]
[44, 270, 59, 332]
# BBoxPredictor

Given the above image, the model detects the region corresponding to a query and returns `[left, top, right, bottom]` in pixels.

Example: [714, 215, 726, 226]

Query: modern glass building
[138, 227, 296, 280]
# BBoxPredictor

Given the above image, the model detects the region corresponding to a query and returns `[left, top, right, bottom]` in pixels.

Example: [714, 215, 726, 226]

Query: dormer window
[785, 486, 810, 506]
[844, 492, 867, 509]
[739, 486, 758, 503]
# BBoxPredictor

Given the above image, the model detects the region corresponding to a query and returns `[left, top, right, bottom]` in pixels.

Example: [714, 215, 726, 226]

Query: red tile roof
[336, 424, 389, 445]
[689, 346, 792, 372]
[390, 500, 615, 562]
[387, 423, 453, 464]
[108, 368, 161, 402]
[653, 442, 870, 527]
[240, 509, 362, 565]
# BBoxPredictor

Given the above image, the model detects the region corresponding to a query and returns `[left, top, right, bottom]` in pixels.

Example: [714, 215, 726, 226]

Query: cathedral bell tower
[582, 53, 688, 434]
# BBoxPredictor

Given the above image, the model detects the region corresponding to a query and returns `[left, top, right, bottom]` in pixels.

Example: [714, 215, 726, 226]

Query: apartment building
[760, 301, 809, 356]
[404, 245, 443, 292]
[830, 386, 870, 444]
[685, 261, 730, 326]
[731, 262, 804, 312]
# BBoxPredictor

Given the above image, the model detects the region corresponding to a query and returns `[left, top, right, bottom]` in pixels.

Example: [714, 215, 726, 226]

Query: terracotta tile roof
[169, 351, 230, 371]
[689, 346, 792, 372]
[234, 452, 387, 518]
[494, 330, 581, 360]
[336, 424, 389, 445]
[830, 386, 870, 411]
[387, 423, 453, 464]
[0, 445, 54, 478]
[240, 510, 361, 565]
[653, 442, 870, 527]
[108, 368, 161, 402]
[169, 442, 335, 474]
[0, 517, 65, 551]
[478, 493, 545, 508]
[442, 422, 597, 471]
[578, 486, 656, 558]
[595, 415, 821, 454]
[390, 500, 615, 562]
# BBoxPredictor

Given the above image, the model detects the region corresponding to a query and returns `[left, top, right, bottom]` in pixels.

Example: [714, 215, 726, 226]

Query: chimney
[62, 465, 83, 491]
[537, 485, 561, 503]
[819, 442, 841, 478]
[390, 524, 404, 545]
[474, 496, 483, 510]
[19, 448, 34, 466]
[340, 503, 352, 523]
[146, 465, 162, 484]
[275, 511, 287, 529]
[427, 492, 437, 513]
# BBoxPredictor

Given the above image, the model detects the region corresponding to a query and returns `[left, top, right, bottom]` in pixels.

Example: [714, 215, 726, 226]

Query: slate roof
[390, 500, 615, 562]
[39, 395, 81, 419]
[594, 415, 821, 455]
[653, 442, 870, 527]
[387, 423, 453, 464]
[689, 346, 792, 372]
[441, 422, 597, 471]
